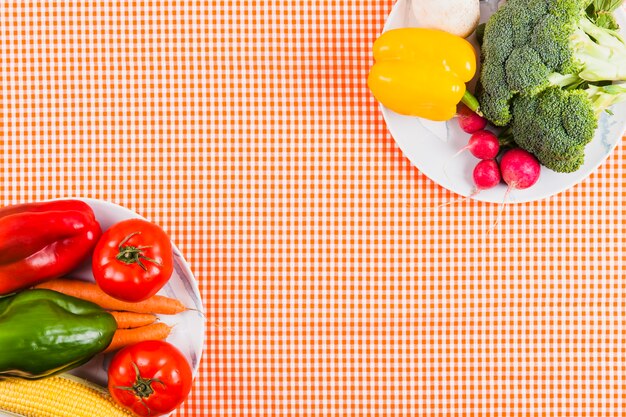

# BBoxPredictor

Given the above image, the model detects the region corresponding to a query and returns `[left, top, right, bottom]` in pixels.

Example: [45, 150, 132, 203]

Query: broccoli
[478, 0, 626, 173]
[509, 83, 626, 173]
[479, 0, 626, 126]
[510, 88, 595, 173]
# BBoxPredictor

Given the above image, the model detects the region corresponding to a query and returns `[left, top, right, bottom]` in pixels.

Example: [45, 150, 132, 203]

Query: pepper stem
[116, 231, 162, 271]
[461, 90, 483, 116]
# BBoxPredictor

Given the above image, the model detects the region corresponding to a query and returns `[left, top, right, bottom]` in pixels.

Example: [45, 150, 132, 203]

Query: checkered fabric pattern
[2, 1, 626, 416]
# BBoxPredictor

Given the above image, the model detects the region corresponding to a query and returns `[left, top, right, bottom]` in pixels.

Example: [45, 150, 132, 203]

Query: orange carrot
[110, 311, 158, 329]
[104, 322, 172, 353]
[34, 278, 187, 315]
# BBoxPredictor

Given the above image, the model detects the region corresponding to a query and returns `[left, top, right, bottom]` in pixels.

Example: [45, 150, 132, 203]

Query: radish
[473, 159, 501, 190]
[450, 129, 500, 162]
[465, 130, 500, 159]
[500, 148, 541, 191]
[439, 159, 501, 208]
[456, 104, 488, 133]
[490, 148, 541, 228]
[444, 129, 500, 178]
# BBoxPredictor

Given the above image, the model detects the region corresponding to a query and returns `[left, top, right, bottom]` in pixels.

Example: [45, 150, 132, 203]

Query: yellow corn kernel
[0, 374, 134, 417]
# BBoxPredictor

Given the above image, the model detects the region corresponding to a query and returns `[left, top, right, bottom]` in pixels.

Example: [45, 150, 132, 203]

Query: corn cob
[0, 374, 134, 417]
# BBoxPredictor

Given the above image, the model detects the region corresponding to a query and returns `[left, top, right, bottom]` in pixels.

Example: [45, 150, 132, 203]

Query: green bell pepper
[0, 289, 117, 379]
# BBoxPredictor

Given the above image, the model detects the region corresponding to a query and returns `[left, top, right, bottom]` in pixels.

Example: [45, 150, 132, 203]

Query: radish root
[435, 189, 481, 210]
[489, 184, 513, 232]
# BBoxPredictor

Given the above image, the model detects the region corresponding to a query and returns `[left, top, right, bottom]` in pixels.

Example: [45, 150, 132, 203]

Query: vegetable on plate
[500, 148, 542, 193]
[0, 199, 101, 295]
[478, 0, 626, 172]
[453, 129, 500, 160]
[0, 289, 117, 379]
[108, 340, 193, 417]
[105, 322, 173, 353]
[410, 0, 480, 38]
[111, 311, 159, 329]
[92, 218, 174, 302]
[35, 278, 187, 314]
[457, 103, 488, 133]
[491, 148, 542, 222]
[367, 28, 482, 121]
[473, 159, 502, 191]
[0, 374, 134, 417]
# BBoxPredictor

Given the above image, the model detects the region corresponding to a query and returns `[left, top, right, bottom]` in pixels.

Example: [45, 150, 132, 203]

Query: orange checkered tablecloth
[3, 1, 626, 416]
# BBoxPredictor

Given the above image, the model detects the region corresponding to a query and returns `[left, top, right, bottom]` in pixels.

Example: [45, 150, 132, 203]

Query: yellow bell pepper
[367, 28, 481, 121]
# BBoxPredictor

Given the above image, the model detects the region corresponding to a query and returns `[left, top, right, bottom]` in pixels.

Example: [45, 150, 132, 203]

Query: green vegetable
[0, 289, 117, 379]
[510, 87, 595, 173]
[478, 0, 626, 172]
[587, 0, 623, 29]
[475, 23, 486, 47]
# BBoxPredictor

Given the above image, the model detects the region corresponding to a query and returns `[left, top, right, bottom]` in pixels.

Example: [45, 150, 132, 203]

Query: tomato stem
[116, 231, 162, 271]
[115, 362, 165, 416]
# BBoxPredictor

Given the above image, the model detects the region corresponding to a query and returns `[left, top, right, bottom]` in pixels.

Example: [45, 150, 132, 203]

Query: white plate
[0, 198, 205, 417]
[380, 0, 626, 203]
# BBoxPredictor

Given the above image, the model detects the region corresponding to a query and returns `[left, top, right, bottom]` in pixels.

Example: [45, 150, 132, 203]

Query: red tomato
[108, 340, 193, 417]
[93, 218, 174, 302]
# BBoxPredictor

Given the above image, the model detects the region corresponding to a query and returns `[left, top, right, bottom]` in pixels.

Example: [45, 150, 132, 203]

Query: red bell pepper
[0, 200, 102, 295]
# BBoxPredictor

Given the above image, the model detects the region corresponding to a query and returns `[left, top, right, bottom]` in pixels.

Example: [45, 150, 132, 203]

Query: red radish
[462, 159, 502, 200]
[466, 130, 500, 159]
[444, 129, 500, 178]
[457, 103, 488, 133]
[439, 159, 501, 208]
[448, 130, 500, 162]
[473, 159, 501, 190]
[500, 148, 541, 190]
[490, 148, 541, 229]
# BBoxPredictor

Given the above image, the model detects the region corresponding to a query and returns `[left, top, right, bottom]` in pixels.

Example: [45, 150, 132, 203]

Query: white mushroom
[411, 0, 480, 38]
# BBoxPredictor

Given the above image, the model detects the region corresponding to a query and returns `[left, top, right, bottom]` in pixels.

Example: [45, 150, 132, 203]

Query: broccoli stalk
[571, 17, 626, 81]
[587, 0, 623, 29]
[587, 83, 626, 116]
[547, 72, 586, 89]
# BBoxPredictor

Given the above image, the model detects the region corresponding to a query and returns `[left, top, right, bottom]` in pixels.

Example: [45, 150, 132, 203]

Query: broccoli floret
[510, 88, 596, 173]
[546, 0, 584, 21]
[531, 14, 575, 72]
[480, 8, 514, 66]
[479, 0, 626, 126]
[505, 46, 551, 95]
[509, 4, 537, 46]
[509, 84, 626, 172]
[477, 60, 514, 125]
[479, 91, 513, 127]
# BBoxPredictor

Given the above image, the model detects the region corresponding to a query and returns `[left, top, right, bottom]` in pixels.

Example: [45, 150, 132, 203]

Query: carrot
[34, 278, 187, 315]
[104, 322, 172, 353]
[110, 311, 158, 329]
